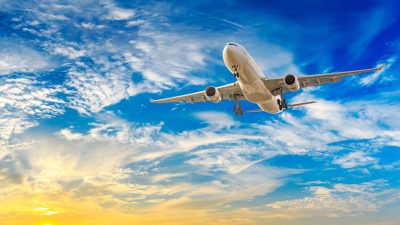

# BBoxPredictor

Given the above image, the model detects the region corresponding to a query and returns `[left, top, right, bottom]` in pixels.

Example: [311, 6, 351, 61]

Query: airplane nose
[223, 43, 239, 64]
[223, 45, 230, 56]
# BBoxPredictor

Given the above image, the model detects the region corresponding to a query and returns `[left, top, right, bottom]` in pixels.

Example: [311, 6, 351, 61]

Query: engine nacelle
[284, 74, 300, 92]
[205, 86, 222, 103]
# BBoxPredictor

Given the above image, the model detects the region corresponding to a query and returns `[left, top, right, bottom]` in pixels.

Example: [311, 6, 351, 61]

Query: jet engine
[205, 86, 222, 103]
[284, 74, 300, 92]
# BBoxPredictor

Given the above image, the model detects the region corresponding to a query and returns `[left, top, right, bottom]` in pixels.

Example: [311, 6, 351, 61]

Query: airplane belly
[258, 99, 282, 114]
[238, 54, 264, 84]
[239, 79, 273, 103]
[237, 54, 274, 103]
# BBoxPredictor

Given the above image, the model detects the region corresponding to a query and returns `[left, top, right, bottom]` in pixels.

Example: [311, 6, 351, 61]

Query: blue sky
[1, 0, 400, 224]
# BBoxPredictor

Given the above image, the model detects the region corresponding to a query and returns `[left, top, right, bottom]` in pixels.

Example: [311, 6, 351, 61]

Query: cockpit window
[227, 42, 238, 47]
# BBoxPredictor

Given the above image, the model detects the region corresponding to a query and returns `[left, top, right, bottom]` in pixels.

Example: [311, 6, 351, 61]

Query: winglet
[150, 99, 165, 103]
[377, 64, 384, 70]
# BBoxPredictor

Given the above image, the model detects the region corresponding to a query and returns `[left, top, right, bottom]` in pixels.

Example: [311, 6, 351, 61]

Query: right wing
[263, 65, 383, 96]
[151, 82, 244, 104]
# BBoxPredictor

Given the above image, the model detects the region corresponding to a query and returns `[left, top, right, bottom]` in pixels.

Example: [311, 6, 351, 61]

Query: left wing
[264, 65, 383, 95]
[151, 82, 243, 104]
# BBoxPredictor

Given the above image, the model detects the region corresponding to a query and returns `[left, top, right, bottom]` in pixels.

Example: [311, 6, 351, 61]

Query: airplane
[151, 42, 383, 116]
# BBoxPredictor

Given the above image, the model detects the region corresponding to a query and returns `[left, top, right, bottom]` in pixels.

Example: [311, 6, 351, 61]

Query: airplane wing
[151, 82, 244, 104]
[263, 65, 383, 96]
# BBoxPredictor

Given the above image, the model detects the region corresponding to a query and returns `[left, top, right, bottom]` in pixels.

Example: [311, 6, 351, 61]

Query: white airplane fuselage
[222, 43, 282, 114]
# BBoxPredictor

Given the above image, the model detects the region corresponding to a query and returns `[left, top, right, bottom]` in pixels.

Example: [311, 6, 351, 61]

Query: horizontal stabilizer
[246, 109, 264, 113]
[287, 101, 317, 109]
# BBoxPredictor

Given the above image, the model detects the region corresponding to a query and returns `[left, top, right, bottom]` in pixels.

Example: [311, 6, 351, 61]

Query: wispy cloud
[0, 75, 64, 145]
[360, 56, 397, 86]
[267, 180, 400, 217]
[194, 111, 238, 129]
[348, 3, 397, 60]
[64, 60, 136, 114]
[0, 111, 294, 218]
[126, 30, 212, 93]
[0, 40, 51, 75]
[50, 45, 87, 59]
[334, 151, 378, 169]
[101, 0, 136, 20]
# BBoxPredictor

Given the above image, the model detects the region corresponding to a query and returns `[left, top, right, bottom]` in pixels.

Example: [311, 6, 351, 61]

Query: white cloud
[58, 129, 84, 141]
[57, 112, 165, 149]
[360, 57, 397, 86]
[0, 40, 50, 75]
[213, 17, 246, 30]
[187, 142, 280, 175]
[291, 93, 388, 140]
[2, 136, 135, 195]
[102, 0, 135, 20]
[267, 180, 400, 216]
[159, 166, 295, 209]
[0, 75, 64, 145]
[52, 46, 87, 59]
[126, 19, 146, 27]
[195, 111, 238, 129]
[334, 151, 378, 169]
[64, 60, 136, 114]
[80, 22, 105, 29]
[152, 173, 187, 183]
[125, 30, 211, 93]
